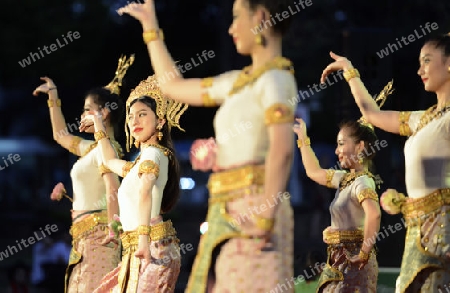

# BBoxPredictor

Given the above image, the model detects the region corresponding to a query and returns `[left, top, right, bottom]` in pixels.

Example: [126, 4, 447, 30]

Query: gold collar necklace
[412, 103, 450, 136]
[228, 56, 294, 96]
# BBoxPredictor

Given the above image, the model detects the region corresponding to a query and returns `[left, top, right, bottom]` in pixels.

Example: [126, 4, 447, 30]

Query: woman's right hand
[117, 0, 158, 30]
[292, 118, 308, 139]
[33, 77, 57, 96]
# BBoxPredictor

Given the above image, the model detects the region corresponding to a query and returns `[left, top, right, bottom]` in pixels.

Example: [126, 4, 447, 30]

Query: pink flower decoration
[50, 182, 67, 201]
[380, 189, 406, 215]
[190, 138, 217, 172]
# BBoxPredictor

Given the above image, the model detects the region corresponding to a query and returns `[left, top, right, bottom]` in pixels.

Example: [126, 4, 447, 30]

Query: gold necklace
[339, 170, 375, 191]
[122, 143, 173, 176]
[228, 56, 294, 96]
[412, 103, 450, 136]
[141, 143, 173, 158]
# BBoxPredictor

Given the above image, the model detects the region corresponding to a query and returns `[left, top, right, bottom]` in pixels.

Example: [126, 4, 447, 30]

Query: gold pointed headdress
[104, 54, 135, 95]
[125, 75, 188, 151]
[357, 80, 394, 131]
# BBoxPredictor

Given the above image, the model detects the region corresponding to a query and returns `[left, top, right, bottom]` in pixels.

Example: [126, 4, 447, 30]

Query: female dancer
[86, 75, 186, 292]
[32, 55, 133, 292]
[293, 117, 381, 292]
[117, 0, 297, 291]
[320, 34, 450, 292]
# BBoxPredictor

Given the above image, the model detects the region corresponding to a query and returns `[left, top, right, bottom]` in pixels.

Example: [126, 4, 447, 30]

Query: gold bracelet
[47, 99, 61, 108]
[297, 137, 311, 148]
[137, 225, 151, 236]
[94, 130, 109, 142]
[343, 68, 360, 82]
[252, 214, 275, 232]
[143, 29, 164, 44]
[358, 249, 370, 262]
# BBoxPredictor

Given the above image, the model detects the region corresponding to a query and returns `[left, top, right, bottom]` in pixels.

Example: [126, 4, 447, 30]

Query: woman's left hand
[135, 241, 151, 273]
[320, 51, 354, 84]
[79, 110, 103, 132]
[346, 251, 368, 270]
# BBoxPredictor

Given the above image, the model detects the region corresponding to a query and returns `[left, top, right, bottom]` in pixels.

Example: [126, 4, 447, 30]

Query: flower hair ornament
[104, 54, 135, 95]
[125, 75, 188, 151]
[357, 80, 394, 131]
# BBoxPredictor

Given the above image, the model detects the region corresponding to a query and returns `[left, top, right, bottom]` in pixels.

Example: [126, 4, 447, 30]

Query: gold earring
[358, 153, 363, 164]
[134, 140, 140, 148]
[448, 66, 450, 73]
[157, 125, 163, 141]
[255, 32, 266, 46]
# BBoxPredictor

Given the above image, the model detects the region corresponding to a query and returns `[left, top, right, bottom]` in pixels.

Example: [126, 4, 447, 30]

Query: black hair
[246, 0, 293, 36]
[424, 33, 450, 58]
[339, 120, 378, 171]
[84, 87, 124, 138]
[129, 96, 181, 213]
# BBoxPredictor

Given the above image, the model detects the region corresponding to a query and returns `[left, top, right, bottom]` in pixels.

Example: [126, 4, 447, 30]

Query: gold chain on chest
[228, 56, 294, 96]
[339, 170, 375, 191]
[412, 104, 450, 136]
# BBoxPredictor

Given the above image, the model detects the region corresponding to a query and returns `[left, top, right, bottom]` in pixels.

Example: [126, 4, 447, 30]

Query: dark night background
[1, 0, 450, 292]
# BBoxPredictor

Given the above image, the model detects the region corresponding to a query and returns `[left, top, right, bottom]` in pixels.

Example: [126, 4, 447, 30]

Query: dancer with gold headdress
[117, 0, 297, 292]
[82, 75, 187, 293]
[292, 84, 392, 292]
[321, 33, 450, 293]
[32, 54, 134, 292]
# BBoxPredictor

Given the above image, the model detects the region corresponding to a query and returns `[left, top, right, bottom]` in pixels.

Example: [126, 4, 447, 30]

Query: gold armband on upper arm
[99, 164, 113, 176]
[69, 136, 83, 156]
[264, 103, 293, 125]
[399, 111, 412, 136]
[326, 169, 335, 189]
[201, 77, 217, 107]
[138, 160, 160, 179]
[122, 161, 134, 178]
[357, 188, 379, 204]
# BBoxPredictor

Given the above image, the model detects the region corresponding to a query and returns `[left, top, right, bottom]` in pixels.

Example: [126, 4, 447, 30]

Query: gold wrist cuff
[143, 29, 164, 44]
[297, 137, 311, 148]
[252, 215, 275, 232]
[343, 68, 360, 82]
[137, 225, 151, 236]
[359, 249, 370, 262]
[47, 99, 61, 108]
[94, 130, 109, 142]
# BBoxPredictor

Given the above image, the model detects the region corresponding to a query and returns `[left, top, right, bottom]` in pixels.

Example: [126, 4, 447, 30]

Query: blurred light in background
[200, 221, 208, 234]
[180, 177, 195, 190]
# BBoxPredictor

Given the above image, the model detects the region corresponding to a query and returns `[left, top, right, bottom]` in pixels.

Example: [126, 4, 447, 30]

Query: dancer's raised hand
[320, 51, 354, 84]
[292, 118, 308, 140]
[117, 0, 158, 30]
[33, 77, 57, 96]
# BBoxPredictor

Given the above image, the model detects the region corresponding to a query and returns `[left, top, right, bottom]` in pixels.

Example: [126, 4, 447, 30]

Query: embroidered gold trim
[228, 56, 294, 96]
[69, 211, 108, 241]
[264, 103, 293, 125]
[202, 92, 216, 107]
[138, 160, 160, 178]
[357, 188, 379, 204]
[69, 136, 83, 156]
[412, 104, 450, 136]
[98, 164, 112, 175]
[150, 220, 177, 241]
[323, 229, 364, 245]
[122, 161, 134, 178]
[208, 164, 265, 196]
[402, 188, 450, 220]
[399, 111, 412, 136]
[339, 171, 375, 191]
[201, 77, 213, 88]
[326, 169, 335, 188]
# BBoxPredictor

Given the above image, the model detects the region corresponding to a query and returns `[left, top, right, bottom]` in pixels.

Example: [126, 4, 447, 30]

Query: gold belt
[402, 188, 450, 219]
[208, 164, 265, 203]
[323, 229, 364, 245]
[120, 220, 177, 249]
[118, 220, 177, 292]
[69, 210, 108, 240]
